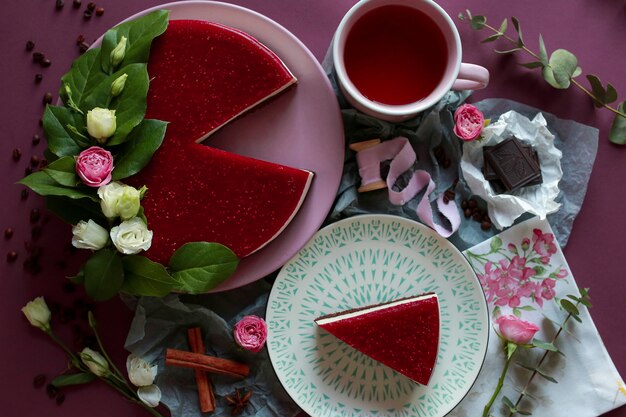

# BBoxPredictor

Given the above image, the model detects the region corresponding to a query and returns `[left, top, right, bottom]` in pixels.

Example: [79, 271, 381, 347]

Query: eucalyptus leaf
[60, 48, 106, 111]
[538, 34, 548, 66]
[100, 10, 169, 74]
[84, 249, 125, 301]
[470, 15, 486, 30]
[482, 33, 502, 43]
[169, 242, 239, 293]
[43, 106, 84, 157]
[111, 119, 167, 180]
[82, 63, 150, 145]
[19, 171, 98, 201]
[498, 18, 508, 34]
[502, 396, 516, 412]
[494, 47, 522, 55]
[46, 195, 107, 225]
[511, 16, 524, 46]
[43, 156, 80, 187]
[544, 49, 578, 89]
[586, 74, 606, 107]
[52, 372, 96, 387]
[560, 298, 580, 316]
[121, 255, 175, 297]
[609, 103, 626, 145]
[520, 61, 544, 69]
[532, 339, 558, 351]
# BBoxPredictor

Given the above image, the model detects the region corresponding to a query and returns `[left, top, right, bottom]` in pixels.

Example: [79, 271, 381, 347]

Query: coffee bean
[35, 73, 43, 83]
[30, 208, 41, 223]
[39, 159, 48, 169]
[464, 208, 472, 218]
[95, 6, 104, 15]
[32, 51, 45, 63]
[83, 10, 92, 19]
[481, 221, 492, 230]
[473, 212, 483, 222]
[78, 41, 90, 53]
[33, 374, 46, 388]
[21, 189, 29, 200]
[4, 228, 13, 239]
[25, 166, 33, 175]
[12, 148, 22, 161]
[55, 0, 64, 10]
[461, 199, 468, 209]
[30, 155, 40, 167]
[73, 0, 81, 7]
[26, 40, 35, 51]
[6, 251, 18, 263]
[76, 34, 85, 45]
[43, 92, 53, 105]
[46, 384, 58, 399]
[41, 58, 52, 68]
[32, 134, 41, 145]
[86, 1, 96, 10]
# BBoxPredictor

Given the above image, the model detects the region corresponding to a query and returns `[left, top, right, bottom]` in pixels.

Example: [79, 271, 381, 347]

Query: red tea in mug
[343, 5, 448, 105]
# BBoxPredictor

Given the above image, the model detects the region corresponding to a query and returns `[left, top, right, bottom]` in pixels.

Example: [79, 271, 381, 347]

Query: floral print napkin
[452, 216, 626, 417]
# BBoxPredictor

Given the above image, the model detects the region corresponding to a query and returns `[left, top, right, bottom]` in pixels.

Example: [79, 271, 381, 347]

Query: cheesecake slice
[130, 20, 313, 265]
[315, 293, 440, 385]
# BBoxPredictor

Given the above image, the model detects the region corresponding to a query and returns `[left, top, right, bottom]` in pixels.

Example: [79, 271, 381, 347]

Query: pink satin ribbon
[355, 137, 461, 238]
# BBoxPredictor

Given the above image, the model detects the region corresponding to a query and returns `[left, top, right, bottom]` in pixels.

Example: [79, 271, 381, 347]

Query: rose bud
[80, 347, 110, 377]
[71, 219, 109, 250]
[75, 146, 114, 187]
[86, 108, 116, 144]
[21, 296, 52, 333]
[110, 73, 128, 97]
[110, 217, 153, 255]
[453, 103, 485, 142]
[496, 315, 539, 345]
[110, 36, 127, 68]
[97, 182, 141, 220]
[233, 315, 268, 353]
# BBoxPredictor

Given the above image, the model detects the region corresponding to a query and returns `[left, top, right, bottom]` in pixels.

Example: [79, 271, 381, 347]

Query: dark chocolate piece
[485, 137, 540, 192]
[484, 144, 543, 188]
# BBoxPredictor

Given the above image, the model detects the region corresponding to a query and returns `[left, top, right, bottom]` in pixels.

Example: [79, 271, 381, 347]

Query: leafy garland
[459, 11, 626, 145]
[19, 10, 239, 301]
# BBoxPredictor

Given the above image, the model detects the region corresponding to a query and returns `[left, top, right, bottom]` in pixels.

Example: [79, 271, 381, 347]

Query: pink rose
[233, 315, 267, 353]
[453, 103, 485, 141]
[76, 146, 114, 187]
[496, 315, 539, 345]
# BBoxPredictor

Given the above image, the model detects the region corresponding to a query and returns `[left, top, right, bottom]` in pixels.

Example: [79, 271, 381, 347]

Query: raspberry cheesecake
[315, 292, 440, 385]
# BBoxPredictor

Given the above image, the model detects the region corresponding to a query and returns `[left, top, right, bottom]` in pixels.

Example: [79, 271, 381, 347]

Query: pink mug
[333, 0, 489, 122]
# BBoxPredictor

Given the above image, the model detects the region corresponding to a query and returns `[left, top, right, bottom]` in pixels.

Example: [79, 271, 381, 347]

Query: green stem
[479, 21, 626, 120]
[484, 348, 514, 417]
[89, 311, 126, 380]
[48, 331, 85, 370]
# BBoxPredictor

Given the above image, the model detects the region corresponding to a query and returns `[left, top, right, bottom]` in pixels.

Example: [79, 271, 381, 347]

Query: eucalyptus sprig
[459, 11, 626, 145]
[502, 288, 592, 417]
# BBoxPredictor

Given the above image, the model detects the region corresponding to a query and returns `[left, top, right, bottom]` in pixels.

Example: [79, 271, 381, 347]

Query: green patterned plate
[266, 214, 489, 417]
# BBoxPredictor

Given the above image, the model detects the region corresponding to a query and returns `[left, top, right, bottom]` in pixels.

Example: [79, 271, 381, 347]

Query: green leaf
[533, 265, 546, 275]
[543, 49, 578, 89]
[111, 119, 167, 180]
[470, 15, 486, 30]
[83, 63, 150, 145]
[490, 236, 502, 252]
[60, 48, 106, 110]
[67, 268, 85, 284]
[46, 195, 106, 225]
[43, 156, 80, 187]
[101, 10, 169, 74]
[586, 74, 617, 107]
[482, 33, 502, 43]
[506, 341, 518, 359]
[121, 255, 175, 297]
[609, 102, 626, 145]
[169, 242, 239, 293]
[517, 363, 558, 383]
[538, 35, 548, 66]
[42, 106, 84, 157]
[560, 298, 580, 316]
[498, 18, 508, 34]
[52, 372, 96, 387]
[18, 171, 98, 201]
[494, 47, 522, 55]
[532, 338, 558, 351]
[84, 249, 125, 301]
[511, 16, 524, 46]
[520, 61, 544, 69]
[502, 396, 516, 412]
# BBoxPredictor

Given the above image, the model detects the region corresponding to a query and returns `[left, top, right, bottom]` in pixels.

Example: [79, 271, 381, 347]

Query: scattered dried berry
[43, 92, 53, 105]
[12, 148, 22, 161]
[30, 208, 41, 223]
[46, 384, 58, 399]
[41, 58, 52, 68]
[32, 51, 45, 63]
[33, 374, 46, 388]
[6, 251, 18, 263]
[55, 0, 64, 10]
[5, 228, 14, 239]
[86, 1, 96, 10]
[30, 155, 40, 167]
[95, 7, 104, 16]
[78, 41, 90, 53]
[25, 166, 33, 176]
[35, 73, 43, 83]
[26, 40, 35, 51]
[83, 10, 92, 19]
[73, 0, 81, 7]
[32, 134, 41, 145]
[76, 34, 85, 45]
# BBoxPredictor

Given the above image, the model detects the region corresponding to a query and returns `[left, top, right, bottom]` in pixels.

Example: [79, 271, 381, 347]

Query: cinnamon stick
[165, 349, 249, 378]
[187, 327, 215, 413]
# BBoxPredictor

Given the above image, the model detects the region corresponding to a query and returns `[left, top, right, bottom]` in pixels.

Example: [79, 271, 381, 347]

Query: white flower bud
[110, 217, 153, 255]
[80, 347, 110, 377]
[110, 36, 128, 68]
[110, 73, 128, 97]
[86, 108, 116, 144]
[97, 182, 141, 220]
[21, 297, 51, 332]
[126, 354, 157, 387]
[137, 385, 162, 408]
[71, 220, 109, 250]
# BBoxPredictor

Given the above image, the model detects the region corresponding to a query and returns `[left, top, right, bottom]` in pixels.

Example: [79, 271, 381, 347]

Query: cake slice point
[315, 293, 440, 385]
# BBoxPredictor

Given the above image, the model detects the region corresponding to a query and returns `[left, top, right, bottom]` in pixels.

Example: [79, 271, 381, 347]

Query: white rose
[126, 354, 157, 387]
[110, 218, 153, 255]
[97, 182, 141, 220]
[71, 220, 109, 250]
[86, 107, 116, 143]
[80, 347, 109, 377]
[21, 296, 51, 332]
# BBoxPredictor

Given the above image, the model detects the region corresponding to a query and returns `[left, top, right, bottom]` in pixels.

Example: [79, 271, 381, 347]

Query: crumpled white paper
[461, 110, 563, 229]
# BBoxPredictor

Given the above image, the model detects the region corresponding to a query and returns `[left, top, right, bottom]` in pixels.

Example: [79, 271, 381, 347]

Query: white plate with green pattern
[266, 214, 489, 417]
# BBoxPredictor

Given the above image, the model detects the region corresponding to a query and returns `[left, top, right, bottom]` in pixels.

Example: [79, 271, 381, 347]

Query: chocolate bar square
[484, 137, 541, 192]
[484, 143, 543, 188]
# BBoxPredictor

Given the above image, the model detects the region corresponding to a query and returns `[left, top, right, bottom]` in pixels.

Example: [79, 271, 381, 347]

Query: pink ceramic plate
[119, 1, 344, 291]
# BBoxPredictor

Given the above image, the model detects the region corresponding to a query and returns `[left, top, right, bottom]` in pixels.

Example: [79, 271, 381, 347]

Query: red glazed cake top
[315, 292, 440, 385]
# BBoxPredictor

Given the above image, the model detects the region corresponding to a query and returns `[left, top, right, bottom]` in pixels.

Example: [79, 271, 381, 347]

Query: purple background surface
[1, 1, 624, 416]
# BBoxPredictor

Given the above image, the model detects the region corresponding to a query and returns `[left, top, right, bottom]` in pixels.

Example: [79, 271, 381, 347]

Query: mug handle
[451, 63, 490, 90]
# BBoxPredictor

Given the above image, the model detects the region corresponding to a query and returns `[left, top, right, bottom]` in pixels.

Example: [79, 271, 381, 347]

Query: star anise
[224, 388, 252, 416]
